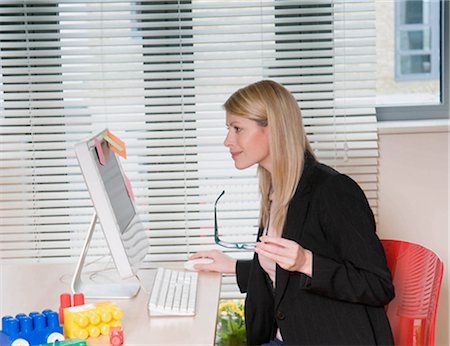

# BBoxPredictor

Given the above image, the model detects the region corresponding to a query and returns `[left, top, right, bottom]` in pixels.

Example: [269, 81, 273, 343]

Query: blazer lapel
[274, 154, 316, 309]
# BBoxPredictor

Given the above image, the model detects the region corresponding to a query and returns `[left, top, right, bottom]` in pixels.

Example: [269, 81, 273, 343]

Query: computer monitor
[71, 129, 149, 299]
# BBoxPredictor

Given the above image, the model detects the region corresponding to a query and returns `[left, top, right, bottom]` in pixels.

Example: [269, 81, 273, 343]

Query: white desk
[0, 264, 222, 345]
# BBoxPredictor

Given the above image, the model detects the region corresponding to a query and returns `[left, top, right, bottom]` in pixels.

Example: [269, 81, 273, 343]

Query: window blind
[0, 0, 377, 298]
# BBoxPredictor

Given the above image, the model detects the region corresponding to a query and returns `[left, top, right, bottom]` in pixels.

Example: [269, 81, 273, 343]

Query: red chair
[381, 239, 444, 346]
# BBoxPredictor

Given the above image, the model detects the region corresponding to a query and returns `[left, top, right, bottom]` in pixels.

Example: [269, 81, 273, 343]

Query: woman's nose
[224, 132, 232, 147]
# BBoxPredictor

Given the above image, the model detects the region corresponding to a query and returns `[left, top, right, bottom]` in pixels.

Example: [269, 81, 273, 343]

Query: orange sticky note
[103, 130, 127, 159]
[94, 138, 106, 165]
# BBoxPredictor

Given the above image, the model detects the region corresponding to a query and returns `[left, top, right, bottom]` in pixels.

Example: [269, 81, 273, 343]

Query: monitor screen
[93, 142, 134, 234]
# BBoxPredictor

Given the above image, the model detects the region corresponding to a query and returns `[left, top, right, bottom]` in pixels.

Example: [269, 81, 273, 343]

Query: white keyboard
[148, 267, 198, 316]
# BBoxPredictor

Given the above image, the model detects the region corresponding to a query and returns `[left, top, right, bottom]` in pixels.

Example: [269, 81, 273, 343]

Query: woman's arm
[304, 174, 394, 306]
[188, 249, 236, 273]
[189, 250, 252, 293]
[235, 259, 252, 293]
[255, 173, 394, 306]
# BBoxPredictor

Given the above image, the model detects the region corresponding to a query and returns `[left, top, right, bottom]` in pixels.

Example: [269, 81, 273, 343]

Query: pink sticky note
[124, 175, 135, 201]
[94, 138, 106, 165]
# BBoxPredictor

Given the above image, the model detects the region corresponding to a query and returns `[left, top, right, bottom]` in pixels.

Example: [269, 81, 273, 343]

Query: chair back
[381, 239, 444, 346]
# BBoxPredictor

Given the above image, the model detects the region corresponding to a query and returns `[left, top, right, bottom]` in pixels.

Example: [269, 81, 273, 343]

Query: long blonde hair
[224, 80, 314, 234]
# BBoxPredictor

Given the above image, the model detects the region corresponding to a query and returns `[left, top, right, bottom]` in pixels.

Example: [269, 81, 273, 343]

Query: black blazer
[236, 154, 395, 345]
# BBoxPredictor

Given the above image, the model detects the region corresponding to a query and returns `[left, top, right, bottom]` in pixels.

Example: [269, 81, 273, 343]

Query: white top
[258, 194, 277, 284]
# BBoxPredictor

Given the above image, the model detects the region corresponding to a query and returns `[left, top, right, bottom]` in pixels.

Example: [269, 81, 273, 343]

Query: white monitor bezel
[72, 129, 148, 298]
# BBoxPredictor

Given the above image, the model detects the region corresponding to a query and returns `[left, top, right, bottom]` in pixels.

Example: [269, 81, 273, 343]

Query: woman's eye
[234, 127, 241, 133]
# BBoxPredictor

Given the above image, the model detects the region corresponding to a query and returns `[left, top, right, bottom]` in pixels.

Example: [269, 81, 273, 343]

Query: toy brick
[109, 327, 124, 346]
[59, 293, 85, 325]
[63, 302, 123, 340]
[59, 294, 71, 325]
[40, 338, 87, 346]
[0, 310, 64, 346]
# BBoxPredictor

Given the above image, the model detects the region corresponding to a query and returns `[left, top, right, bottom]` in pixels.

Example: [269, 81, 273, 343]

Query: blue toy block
[0, 310, 64, 346]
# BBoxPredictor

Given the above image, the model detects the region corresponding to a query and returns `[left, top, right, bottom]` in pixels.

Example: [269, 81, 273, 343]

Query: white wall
[377, 122, 449, 346]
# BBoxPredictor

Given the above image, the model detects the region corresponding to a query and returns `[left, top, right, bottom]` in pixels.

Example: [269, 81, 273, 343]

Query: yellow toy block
[63, 302, 123, 340]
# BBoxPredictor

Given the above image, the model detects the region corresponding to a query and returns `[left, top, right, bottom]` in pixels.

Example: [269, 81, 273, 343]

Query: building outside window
[376, 0, 442, 109]
[395, 0, 440, 81]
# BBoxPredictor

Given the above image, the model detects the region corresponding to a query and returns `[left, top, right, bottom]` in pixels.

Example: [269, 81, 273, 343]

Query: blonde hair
[224, 80, 314, 234]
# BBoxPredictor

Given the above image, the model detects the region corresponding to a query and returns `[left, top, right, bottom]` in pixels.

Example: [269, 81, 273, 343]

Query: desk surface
[0, 263, 222, 345]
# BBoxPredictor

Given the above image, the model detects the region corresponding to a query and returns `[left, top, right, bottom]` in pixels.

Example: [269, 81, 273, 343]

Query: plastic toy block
[0, 310, 64, 346]
[59, 294, 71, 325]
[109, 327, 123, 346]
[72, 295, 84, 307]
[59, 294, 85, 324]
[40, 338, 86, 346]
[63, 302, 123, 340]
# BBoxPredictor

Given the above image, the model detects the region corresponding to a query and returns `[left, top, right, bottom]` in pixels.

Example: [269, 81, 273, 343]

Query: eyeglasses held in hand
[214, 190, 256, 251]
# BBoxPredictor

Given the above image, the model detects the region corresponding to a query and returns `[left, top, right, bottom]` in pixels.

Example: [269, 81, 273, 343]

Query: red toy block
[73, 293, 85, 306]
[109, 327, 123, 346]
[59, 294, 72, 324]
[59, 293, 85, 324]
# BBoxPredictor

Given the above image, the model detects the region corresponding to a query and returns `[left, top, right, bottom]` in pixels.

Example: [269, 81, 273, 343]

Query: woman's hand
[255, 235, 313, 277]
[188, 249, 237, 273]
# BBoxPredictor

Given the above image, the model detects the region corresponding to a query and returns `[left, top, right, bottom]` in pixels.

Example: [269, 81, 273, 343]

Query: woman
[191, 80, 394, 345]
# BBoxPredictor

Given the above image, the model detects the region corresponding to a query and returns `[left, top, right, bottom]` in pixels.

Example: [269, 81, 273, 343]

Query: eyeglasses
[214, 190, 256, 250]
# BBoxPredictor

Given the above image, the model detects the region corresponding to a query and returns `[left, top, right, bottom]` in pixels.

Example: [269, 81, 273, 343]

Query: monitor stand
[71, 212, 141, 299]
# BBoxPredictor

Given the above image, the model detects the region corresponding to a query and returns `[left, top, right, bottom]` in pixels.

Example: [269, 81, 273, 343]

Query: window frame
[377, 0, 449, 121]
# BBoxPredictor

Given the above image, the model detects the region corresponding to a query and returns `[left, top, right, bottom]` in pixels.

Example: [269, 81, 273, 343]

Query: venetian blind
[0, 0, 377, 298]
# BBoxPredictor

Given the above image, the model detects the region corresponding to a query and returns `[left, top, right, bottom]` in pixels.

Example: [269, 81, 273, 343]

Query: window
[376, 0, 449, 120]
[396, 0, 440, 81]
[0, 0, 379, 298]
